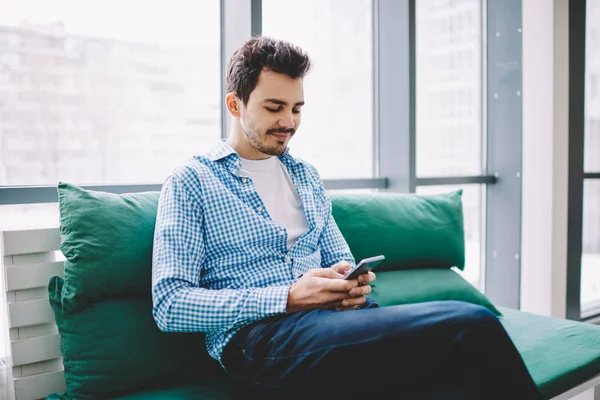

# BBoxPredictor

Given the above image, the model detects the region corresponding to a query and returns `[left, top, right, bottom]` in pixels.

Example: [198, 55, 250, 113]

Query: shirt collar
[207, 139, 303, 172]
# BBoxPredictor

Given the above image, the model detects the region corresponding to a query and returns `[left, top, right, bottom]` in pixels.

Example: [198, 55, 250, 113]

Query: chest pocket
[297, 185, 328, 230]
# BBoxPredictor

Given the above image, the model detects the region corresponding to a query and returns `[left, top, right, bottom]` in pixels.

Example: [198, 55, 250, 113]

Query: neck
[226, 122, 273, 160]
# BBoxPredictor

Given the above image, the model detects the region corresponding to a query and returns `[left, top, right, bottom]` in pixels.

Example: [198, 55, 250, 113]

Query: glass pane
[416, 184, 484, 290]
[582, 180, 600, 311]
[262, 0, 373, 179]
[415, 0, 484, 177]
[0, 0, 221, 185]
[585, 0, 600, 173]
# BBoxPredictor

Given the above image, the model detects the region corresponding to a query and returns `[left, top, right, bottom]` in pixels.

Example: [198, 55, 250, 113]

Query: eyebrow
[263, 99, 305, 107]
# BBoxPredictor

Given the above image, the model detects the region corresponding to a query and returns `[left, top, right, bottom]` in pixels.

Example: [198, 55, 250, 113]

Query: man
[152, 36, 542, 399]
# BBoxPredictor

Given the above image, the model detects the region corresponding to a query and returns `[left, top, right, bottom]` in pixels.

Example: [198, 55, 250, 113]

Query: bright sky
[0, 0, 220, 45]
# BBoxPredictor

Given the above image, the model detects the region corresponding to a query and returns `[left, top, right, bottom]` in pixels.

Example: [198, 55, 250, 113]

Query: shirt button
[279, 230, 285, 236]
[242, 177, 248, 183]
[257, 206, 263, 212]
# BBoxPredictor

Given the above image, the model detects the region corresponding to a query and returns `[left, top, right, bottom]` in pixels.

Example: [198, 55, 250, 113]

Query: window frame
[1, 0, 536, 315]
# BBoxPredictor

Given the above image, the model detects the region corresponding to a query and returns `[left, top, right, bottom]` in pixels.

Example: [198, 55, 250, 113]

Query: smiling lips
[270, 133, 289, 141]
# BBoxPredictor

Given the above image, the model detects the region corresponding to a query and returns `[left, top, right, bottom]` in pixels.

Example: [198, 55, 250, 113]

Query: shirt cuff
[256, 285, 290, 318]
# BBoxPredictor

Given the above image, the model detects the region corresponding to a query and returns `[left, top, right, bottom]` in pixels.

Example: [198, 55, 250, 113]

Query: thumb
[331, 261, 352, 275]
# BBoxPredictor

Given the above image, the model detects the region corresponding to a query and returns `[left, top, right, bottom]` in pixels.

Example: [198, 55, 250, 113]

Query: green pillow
[48, 276, 224, 400]
[57, 182, 160, 313]
[369, 268, 501, 316]
[53, 183, 224, 399]
[331, 191, 465, 271]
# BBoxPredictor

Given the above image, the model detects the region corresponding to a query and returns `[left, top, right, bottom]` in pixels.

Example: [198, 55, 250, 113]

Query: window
[0, 0, 221, 186]
[262, 0, 374, 179]
[582, 0, 600, 313]
[415, 0, 484, 178]
[0, 1, 221, 358]
[582, 180, 600, 312]
[415, 0, 485, 291]
[585, 0, 600, 174]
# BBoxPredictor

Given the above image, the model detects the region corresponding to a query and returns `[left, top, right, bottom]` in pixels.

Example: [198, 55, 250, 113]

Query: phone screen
[343, 255, 385, 280]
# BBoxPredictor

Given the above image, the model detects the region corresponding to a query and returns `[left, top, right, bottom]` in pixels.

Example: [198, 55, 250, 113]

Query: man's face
[238, 69, 304, 156]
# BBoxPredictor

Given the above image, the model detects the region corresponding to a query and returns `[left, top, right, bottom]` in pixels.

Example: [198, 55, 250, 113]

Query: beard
[242, 119, 295, 156]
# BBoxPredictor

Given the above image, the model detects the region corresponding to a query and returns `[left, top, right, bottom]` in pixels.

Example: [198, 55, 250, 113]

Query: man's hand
[286, 261, 376, 313]
[331, 260, 376, 311]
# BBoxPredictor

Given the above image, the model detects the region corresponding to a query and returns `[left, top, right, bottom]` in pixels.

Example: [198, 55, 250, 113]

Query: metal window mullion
[376, 0, 416, 193]
[220, 0, 255, 140]
[0, 178, 390, 205]
[372, 0, 380, 180]
[416, 175, 497, 186]
[566, 0, 587, 321]
[251, 0, 262, 36]
[0, 185, 163, 206]
[484, 0, 523, 309]
[479, 0, 489, 294]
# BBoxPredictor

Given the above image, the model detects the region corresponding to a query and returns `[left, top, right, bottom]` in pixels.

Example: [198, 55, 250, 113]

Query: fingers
[335, 295, 366, 311]
[306, 272, 357, 292]
[349, 284, 372, 297]
[357, 271, 376, 285]
[315, 273, 373, 294]
[307, 268, 344, 279]
[323, 298, 350, 310]
[341, 295, 365, 307]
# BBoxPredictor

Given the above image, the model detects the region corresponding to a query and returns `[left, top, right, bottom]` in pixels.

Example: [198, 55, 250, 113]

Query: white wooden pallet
[1, 228, 65, 400]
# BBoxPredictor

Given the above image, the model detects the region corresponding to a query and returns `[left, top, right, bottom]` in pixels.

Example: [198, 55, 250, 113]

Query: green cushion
[331, 191, 465, 271]
[57, 182, 160, 313]
[500, 307, 600, 399]
[370, 269, 501, 316]
[48, 276, 224, 400]
[52, 183, 225, 399]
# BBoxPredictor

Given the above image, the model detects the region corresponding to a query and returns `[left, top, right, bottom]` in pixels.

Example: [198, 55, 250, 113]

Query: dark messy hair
[226, 36, 311, 105]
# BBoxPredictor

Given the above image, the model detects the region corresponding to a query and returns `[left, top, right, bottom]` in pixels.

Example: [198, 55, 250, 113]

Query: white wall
[521, 0, 570, 318]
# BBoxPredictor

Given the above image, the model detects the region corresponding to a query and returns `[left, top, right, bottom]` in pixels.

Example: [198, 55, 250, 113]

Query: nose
[278, 112, 295, 129]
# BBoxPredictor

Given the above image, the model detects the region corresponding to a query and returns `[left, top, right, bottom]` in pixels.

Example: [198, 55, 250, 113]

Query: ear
[225, 93, 242, 118]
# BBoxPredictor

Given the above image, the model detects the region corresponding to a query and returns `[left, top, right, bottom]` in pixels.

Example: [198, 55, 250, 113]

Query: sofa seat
[111, 306, 600, 400]
[500, 307, 600, 399]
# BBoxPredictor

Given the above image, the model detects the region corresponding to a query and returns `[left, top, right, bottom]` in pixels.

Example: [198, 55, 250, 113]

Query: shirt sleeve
[151, 172, 290, 333]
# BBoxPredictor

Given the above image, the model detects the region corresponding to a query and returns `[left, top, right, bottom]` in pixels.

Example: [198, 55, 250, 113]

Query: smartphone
[343, 255, 385, 280]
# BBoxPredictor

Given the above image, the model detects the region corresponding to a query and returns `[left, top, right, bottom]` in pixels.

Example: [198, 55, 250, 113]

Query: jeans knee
[442, 301, 500, 329]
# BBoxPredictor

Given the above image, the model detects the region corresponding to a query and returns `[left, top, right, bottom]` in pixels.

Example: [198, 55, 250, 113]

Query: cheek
[243, 113, 263, 133]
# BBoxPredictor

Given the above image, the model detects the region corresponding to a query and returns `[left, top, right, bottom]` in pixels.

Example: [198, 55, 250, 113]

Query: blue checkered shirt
[152, 140, 355, 367]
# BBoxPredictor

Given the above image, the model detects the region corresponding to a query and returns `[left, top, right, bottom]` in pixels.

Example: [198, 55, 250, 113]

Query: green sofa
[46, 183, 600, 400]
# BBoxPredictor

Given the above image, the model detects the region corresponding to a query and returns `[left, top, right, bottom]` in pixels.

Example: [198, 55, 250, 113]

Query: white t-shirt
[239, 156, 309, 249]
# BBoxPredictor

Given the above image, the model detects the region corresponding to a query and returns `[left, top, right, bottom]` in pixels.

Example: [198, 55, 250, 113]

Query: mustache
[267, 128, 295, 135]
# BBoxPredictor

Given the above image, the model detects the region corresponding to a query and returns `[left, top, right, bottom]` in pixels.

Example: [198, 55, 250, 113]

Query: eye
[265, 107, 281, 113]
[292, 108, 301, 114]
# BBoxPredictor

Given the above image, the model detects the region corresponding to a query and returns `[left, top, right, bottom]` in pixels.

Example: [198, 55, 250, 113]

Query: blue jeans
[221, 299, 543, 399]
